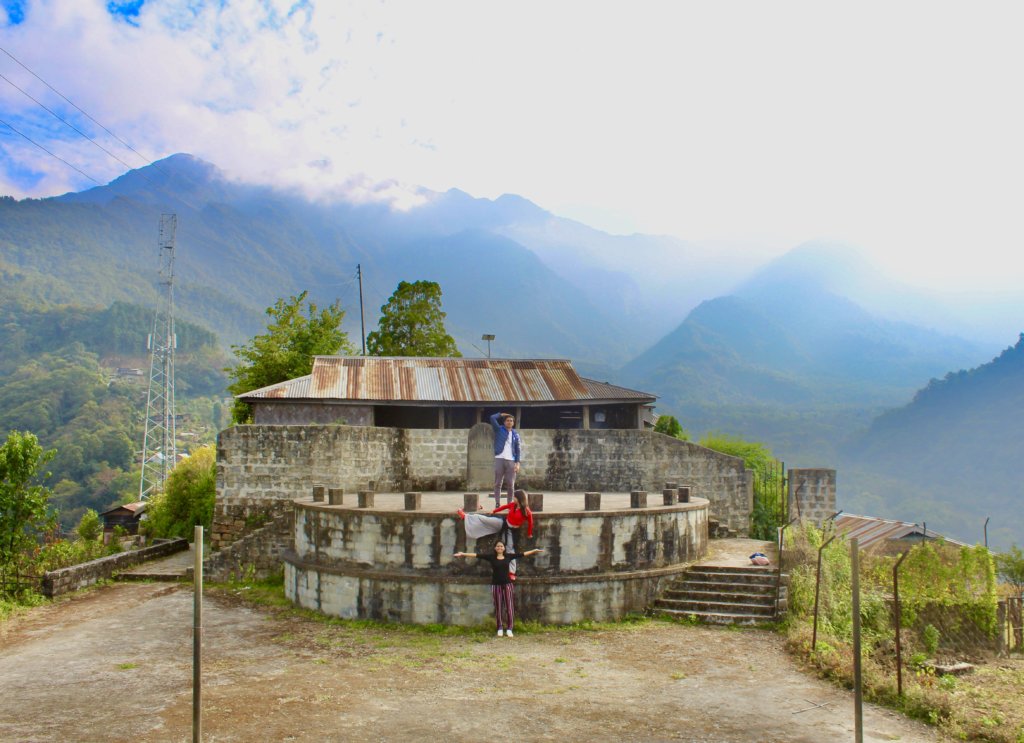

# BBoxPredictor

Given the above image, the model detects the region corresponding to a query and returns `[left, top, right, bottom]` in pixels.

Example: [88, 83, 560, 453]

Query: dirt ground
[0, 582, 952, 743]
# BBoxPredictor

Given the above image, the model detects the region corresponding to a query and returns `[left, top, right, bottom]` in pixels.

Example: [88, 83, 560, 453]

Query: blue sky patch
[107, 0, 144, 25]
[2, 0, 26, 25]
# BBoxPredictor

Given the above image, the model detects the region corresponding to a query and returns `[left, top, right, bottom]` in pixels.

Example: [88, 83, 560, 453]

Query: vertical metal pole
[893, 549, 910, 697]
[357, 264, 366, 355]
[851, 537, 863, 743]
[984, 517, 990, 549]
[193, 525, 203, 743]
[812, 535, 837, 651]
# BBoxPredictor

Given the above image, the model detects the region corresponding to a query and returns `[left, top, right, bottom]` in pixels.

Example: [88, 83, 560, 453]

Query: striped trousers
[490, 583, 515, 630]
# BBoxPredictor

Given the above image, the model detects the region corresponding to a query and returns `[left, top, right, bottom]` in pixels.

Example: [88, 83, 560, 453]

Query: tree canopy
[0, 431, 56, 590]
[144, 445, 217, 540]
[366, 280, 461, 357]
[654, 414, 689, 441]
[227, 291, 354, 423]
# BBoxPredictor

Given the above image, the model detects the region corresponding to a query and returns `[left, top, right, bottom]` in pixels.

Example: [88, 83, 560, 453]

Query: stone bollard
[584, 492, 602, 511]
[662, 488, 677, 506]
[678, 486, 691, 503]
[665, 481, 678, 490]
[630, 490, 648, 509]
[528, 493, 544, 512]
[312, 485, 325, 503]
[404, 492, 422, 511]
[358, 490, 375, 508]
[328, 487, 344, 505]
[464, 493, 480, 512]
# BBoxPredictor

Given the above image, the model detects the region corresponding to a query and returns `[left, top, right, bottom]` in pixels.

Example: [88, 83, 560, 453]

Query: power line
[0, 116, 102, 185]
[0, 71, 160, 185]
[1, 45, 152, 168]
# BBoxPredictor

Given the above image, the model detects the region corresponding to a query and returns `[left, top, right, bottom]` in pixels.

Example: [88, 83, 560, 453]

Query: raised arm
[523, 548, 543, 557]
[453, 551, 477, 558]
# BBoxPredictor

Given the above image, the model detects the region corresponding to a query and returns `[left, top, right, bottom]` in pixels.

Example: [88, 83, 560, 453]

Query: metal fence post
[851, 537, 863, 743]
[812, 534, 838, 652]
[193, 525, 203, 743]
[893, 548, 911, 697]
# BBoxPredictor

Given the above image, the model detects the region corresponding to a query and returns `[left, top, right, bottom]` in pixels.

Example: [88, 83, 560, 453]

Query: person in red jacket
[453, 540, 543, 637]
[457, 489, 534, 580]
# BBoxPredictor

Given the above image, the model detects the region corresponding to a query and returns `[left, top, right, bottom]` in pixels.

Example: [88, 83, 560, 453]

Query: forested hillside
[0, 298, 227, 526]
[839, 334, 1024, 548]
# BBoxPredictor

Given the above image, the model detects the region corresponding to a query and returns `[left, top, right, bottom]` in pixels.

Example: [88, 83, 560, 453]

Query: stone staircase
[654, 564, 783, 625]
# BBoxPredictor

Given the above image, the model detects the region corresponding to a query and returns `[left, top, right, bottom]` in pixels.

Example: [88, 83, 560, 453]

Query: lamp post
[481, 334, 495, 358]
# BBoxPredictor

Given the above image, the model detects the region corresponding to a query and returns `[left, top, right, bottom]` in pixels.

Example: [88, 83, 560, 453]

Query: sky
[1, 0, 1023, 291]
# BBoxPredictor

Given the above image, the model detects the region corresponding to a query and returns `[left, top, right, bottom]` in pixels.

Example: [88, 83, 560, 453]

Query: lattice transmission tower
[139, 214, 178, 500]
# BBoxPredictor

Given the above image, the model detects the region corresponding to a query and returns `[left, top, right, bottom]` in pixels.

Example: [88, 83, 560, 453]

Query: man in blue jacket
[490, 412, 521, 507]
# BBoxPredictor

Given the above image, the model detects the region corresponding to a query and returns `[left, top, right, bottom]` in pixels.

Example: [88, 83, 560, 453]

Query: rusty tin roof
[239, 356, 656, 404]
[833, 513, 966, 549]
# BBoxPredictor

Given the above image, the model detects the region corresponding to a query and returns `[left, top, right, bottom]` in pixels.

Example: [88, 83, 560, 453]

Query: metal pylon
[139, 214, 178, 500]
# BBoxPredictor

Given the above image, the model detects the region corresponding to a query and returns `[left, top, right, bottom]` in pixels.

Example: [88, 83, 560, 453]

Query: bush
[144, 445, 216, 540]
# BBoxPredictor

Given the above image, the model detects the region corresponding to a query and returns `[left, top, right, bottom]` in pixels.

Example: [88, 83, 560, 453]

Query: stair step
[656, 598, 776, 616]
[663, 588, 774, 603]
[668, 580, 776, 594]
[657, 608, 774, 626]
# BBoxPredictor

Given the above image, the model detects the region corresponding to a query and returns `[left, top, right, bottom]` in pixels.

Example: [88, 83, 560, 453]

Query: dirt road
[0, 582, 949, 742]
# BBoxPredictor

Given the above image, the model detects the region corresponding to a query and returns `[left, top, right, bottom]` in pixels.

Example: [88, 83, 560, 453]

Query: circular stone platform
[284, 491, 708, 625]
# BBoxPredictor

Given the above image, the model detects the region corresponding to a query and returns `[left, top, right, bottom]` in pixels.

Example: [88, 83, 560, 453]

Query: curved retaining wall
[284, 499, 708, 625]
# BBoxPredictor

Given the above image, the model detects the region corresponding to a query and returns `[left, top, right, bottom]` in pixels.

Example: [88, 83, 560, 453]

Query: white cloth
[464, 513, 505, 539]
[497, 432, 515, 460]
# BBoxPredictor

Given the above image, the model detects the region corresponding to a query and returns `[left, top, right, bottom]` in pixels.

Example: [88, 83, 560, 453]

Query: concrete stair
[655, 564, 783, 626]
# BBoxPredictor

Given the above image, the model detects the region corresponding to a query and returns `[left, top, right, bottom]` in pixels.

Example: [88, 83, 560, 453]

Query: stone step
[663, 587, 775, 603]
[669, 578, 776, 593]
[655, 597, 776, 616]
[682, 570, 778, 587]
[657, 607, 773, 626]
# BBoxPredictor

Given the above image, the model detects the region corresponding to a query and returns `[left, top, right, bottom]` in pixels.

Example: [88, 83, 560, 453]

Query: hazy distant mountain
[4, 153, 720, 372]
[840, 334, 1024, 549]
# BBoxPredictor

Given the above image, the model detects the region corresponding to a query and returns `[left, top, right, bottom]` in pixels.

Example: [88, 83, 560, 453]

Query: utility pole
[139, 214, 178, 500]
[357, 263, 366, 355]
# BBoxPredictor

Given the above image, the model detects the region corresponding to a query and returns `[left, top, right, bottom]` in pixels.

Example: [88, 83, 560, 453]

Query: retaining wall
[41, 538, 189, 597]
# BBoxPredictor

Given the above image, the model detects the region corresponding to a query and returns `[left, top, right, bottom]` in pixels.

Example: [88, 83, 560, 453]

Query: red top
[494, 502, 534, 537]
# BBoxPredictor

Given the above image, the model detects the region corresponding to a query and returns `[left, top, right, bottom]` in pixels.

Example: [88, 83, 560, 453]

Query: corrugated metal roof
[833, 513, 966, 549]
[240, 357, 657, 404]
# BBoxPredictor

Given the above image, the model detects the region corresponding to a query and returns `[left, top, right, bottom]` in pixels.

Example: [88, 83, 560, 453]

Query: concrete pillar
[678, 486, 691, 503]
[584, 492, 601, 511]
[312, 485, 325, 502]
[583, 404, 590, 430]
[662, 488, 677, 505]
[358, 491, 375, 508]
[788, 469, 837, 526]
[665, 481, 678, 490]
[630, 490, 648, 509]
[328, 487, 344, 505]
[464, 493, 480, 511]
[404, 492, 422, 510]
[528, 493, 544, 512]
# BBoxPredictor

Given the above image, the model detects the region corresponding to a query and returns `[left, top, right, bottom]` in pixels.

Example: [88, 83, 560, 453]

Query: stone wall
[217, 425, 753, 538]
[205, 509, 294, 582]
[41, 538, 189, 597]
[285, 498, 707, 625]
[788, 469, 837, 526]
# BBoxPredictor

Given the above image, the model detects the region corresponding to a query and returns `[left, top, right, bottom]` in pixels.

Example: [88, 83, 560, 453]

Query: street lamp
[481, 334, 495, 358]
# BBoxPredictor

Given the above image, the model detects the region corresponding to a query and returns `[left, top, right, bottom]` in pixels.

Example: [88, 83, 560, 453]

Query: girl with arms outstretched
[453, 541, 543, 637]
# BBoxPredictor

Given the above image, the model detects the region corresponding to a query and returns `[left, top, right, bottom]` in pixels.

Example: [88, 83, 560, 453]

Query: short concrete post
[463, 493, 480, 511]
[630, 490, 648, 508]
[404, 492, 422, 511]
[312, 485, 325, 503]
[584, 492, 602, 511]
[665, 481, 678, 490]
[528, 493, 544, 512]
[662, 488, 677, 505]
[358, 490, 375, 508]
[328, 487, 344, 505]
[678, 486, 691, 503]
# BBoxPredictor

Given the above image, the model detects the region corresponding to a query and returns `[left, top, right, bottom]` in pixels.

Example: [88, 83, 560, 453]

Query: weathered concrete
[788, 469, 837, 526]
[41, 538, 189, 597]
[283, 492, 708, 625]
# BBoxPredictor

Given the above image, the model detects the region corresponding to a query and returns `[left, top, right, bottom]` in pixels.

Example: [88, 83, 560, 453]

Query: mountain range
[1, 153, 1020, 547]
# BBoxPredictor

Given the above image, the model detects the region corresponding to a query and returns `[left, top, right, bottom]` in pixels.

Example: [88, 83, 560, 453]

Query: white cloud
[1, 0, 1023, 290]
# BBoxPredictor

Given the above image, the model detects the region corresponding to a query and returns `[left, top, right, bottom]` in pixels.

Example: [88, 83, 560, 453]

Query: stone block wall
[788, 468, 837, 526]
[41, 538, 189, 597]
[205, 509, 294, 582]
[215, 424, 754, 546]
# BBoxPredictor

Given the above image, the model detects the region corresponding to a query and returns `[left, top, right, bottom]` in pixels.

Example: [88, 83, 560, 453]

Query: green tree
[226, 292, 353, 423]
[700, 432, 782, 539]
[0, 431, 56, 591]
[366, 280, 461, 357]
[76, 508, 102, 543]
[654, 414, 689, 441]
[144, 445, 217, 540]
[996, 545, 1024, 600]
